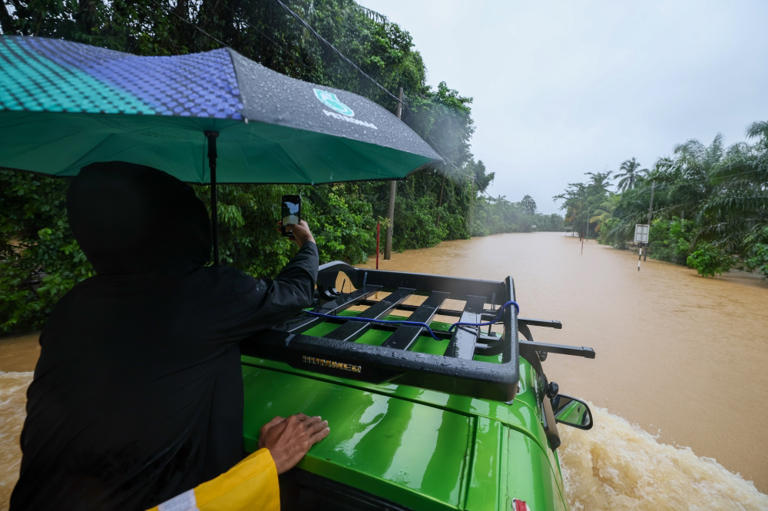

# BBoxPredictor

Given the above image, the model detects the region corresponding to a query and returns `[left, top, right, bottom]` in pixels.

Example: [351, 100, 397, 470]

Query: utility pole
[644, 181, 655, 261]
[584, 210, 589, 239]
[384, 87, 403, 260]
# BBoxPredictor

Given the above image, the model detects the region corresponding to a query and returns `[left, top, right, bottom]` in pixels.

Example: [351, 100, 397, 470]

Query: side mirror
[551, 394, 593, 430]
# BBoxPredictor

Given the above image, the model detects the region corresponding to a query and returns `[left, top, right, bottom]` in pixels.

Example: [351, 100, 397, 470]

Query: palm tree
[554, 172, 613, 238]
[554, 183, 588, 237]
[614, 157, 647, 192]
[665, 136, 722, 221]
[747, 121, 768, 148]
[587, 171, 613, 192]
[589, 194, 620, 234]
[700, 134, 768, 252]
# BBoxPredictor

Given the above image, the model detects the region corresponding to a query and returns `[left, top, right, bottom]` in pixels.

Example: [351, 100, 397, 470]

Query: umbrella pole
[206, 131, 220, 265]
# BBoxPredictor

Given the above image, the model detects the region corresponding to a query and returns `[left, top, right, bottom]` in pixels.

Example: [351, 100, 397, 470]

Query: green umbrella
[0, 36, 440, 260]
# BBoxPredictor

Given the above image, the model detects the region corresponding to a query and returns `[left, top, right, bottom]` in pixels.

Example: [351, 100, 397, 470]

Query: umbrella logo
[313, 89, 355, 117]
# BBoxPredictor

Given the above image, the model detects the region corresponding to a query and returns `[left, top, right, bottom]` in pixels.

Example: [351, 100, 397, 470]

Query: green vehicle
[240, 262, 595, 510]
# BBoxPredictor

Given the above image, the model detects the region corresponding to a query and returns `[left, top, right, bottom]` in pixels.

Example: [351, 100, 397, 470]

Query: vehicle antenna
[644, 180, 655, 261]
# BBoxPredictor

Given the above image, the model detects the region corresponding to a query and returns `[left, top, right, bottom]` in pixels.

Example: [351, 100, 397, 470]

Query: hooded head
[67, 162, 211, 275]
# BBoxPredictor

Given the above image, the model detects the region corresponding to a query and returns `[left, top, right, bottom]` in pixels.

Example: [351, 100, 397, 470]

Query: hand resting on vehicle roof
[258, 414, 330, 473]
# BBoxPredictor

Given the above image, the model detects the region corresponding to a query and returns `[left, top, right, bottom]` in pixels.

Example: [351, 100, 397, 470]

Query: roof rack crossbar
[356, 299, 508, 321]
[518, 318, 563, 330]
[356, 299, 460, 318]
[445, 295, 486, 360]
[519, 340, 595, 359]
[382, 291, 450, 350]
[324, 287, 415, 342]
[294, 315, 458, 341]
[286, 286, 382, 334]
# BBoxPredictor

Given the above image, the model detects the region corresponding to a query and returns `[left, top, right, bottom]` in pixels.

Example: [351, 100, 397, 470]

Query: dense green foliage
[555, 122, 768, 278]
[0, 1, 561, 334]
[470, 194, 564, 236]
[0, 171, 94, 333]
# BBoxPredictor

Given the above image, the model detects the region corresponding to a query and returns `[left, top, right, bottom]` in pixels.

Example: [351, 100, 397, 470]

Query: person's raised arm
[213, 221, 319, 340]
[268, 220, 318, 306]
[257, 220, 318, 319]
[286, 220, 315, 248]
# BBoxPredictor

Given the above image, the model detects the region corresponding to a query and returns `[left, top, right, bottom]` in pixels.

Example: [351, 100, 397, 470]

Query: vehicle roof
[241, 355, 567, 510]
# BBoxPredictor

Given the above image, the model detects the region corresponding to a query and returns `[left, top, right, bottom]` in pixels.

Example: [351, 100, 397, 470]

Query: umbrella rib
[1, 115, 100, 163]
[336, 137, 396, 180]
[225, 48, 247, 118]
[59, 132, 119, 174]
[337, 137, 434, 181]
[272, 143, 316, 184]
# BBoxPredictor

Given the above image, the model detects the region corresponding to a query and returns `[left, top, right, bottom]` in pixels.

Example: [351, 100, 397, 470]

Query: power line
[148, 0, 337, 96]
[153, 0, 406, 110]
[141, 1, 455, 168]
[152, 0, 229, 49]
[272, 0, 405, 106]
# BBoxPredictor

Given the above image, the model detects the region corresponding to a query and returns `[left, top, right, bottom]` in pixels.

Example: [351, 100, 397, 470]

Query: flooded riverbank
[2, 232, 767, 509]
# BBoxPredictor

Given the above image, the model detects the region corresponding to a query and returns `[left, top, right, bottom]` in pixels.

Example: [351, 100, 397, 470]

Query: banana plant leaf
[0, 36, 440, 184]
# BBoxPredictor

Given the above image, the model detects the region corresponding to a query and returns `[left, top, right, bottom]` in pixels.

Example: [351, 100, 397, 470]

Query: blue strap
[448, 299, 519, 333]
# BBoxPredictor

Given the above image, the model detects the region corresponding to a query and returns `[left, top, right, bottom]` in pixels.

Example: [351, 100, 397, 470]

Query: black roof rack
[241, 261, 520, 401]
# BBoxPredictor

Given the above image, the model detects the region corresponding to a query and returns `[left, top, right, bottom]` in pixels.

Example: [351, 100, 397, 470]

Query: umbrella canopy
[0, 36, 440, 184]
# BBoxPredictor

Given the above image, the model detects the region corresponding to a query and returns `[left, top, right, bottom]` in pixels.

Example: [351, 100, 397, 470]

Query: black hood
[67, 162, 211, 274]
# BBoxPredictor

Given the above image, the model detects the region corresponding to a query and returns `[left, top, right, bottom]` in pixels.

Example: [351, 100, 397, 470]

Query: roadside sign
[634, 224, 649, 243]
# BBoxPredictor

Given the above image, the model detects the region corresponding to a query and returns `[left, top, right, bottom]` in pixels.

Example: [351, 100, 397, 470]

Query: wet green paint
[241, 353, 567, 510]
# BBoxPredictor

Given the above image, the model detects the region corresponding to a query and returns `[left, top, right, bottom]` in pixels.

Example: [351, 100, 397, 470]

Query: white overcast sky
[359, 1, 768, 213]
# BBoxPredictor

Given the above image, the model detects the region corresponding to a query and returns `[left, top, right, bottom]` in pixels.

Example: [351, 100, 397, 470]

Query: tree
[554, 171, 612, 238]
[614, 157, 646, 192]
[558, 123, 768, 278]
[554, 183, 588, 237]
[746, 121, 768, 147]
[520, 195, 536, 215]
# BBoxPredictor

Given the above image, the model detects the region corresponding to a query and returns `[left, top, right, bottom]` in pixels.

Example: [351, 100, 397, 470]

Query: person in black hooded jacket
[11, 162, 327, 510]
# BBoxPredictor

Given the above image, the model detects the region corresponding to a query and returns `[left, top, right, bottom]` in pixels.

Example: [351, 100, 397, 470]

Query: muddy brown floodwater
[358, 232, 768, 509]
[1, 232, 767, 510]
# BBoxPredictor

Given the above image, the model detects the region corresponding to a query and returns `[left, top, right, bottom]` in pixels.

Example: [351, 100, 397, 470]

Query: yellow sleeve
[147, 448, 280, 511]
